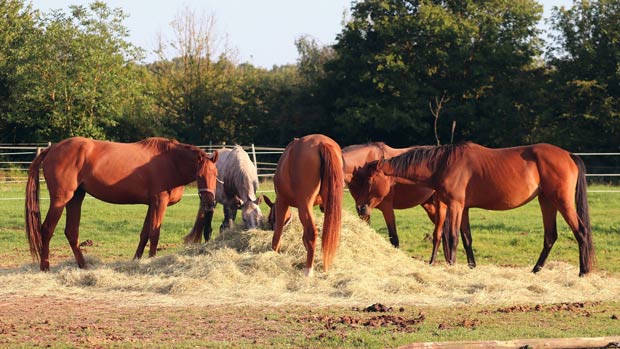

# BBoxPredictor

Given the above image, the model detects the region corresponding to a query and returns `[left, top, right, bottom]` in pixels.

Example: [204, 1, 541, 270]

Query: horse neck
[385, 157, 435, 186]
[171, 145, 199, 183]
[342, 144, 384, 175]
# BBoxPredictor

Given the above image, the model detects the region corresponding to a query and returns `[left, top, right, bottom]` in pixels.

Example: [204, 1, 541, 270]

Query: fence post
[251, 143, 257, 168]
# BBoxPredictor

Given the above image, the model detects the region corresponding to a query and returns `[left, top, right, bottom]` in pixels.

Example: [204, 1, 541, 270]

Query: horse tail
[571, 153, 595, 272]
[183, 209, 205, 243]
[319, 142, 344, 272]
[25, 147, 50, 261]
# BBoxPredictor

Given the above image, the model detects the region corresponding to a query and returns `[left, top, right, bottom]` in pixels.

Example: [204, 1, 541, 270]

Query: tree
[4, 1, 148, 141]
[151, 6, 236, 144]
[0, 0, 38, 142]
[544, 0, 620, 151]
[325, 0, 543, 146]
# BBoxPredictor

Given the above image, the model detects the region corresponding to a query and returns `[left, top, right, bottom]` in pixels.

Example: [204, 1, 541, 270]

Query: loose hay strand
[1, 210, 618, 307]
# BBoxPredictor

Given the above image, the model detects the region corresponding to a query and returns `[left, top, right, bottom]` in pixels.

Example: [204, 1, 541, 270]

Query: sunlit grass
[1, 181, 619, 274]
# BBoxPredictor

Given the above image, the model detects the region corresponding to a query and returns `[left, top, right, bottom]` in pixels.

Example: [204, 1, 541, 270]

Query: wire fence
[2, 143, 620, 187]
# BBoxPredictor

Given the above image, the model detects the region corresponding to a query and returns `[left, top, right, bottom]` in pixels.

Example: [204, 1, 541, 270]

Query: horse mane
[137, 137, 180, 153]
[388, 142, 471, 177]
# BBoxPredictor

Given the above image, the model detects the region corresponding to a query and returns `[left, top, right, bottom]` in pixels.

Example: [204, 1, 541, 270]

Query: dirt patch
[0, 295, 307, 347]
[489, 301, 600, 314]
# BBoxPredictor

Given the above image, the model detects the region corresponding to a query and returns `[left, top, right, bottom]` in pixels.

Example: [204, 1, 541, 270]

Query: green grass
[358, 183, 620, 275]
[1, 180, 620, 347]
[1, 181, 619, 272]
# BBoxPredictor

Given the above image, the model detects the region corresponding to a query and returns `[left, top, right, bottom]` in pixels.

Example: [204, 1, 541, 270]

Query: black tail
[571, 154, 595, 273]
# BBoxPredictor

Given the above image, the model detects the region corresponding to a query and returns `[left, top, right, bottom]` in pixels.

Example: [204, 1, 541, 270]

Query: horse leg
[134, 204, 155, 259]
[460, 208, 476, 268]
[203, 210, 214, 241]
[447, 202, 464, 265]
[64, 188, 87, 269]
[220, 204, 234, 232]
[532, 195, 558, 273]
[429, 200, 447, 265]
[298, 204, 318, 277]
[148, 197, 170, 257]
[378, 203, 399, 248]
[422, 197, 451, 263]
[39, 198, 68, 271]
[555, 196, 590, 276]
[271, 200, 290, 252]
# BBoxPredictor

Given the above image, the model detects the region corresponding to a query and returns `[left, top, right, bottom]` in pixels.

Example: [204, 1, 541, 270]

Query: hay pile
[1, 210, 617, 307]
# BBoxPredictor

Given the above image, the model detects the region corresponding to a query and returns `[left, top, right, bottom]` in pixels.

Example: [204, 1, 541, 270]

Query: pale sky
[30, 0, 574, 68]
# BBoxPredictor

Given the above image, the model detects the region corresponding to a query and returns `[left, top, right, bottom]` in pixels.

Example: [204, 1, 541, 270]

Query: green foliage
[1, 0, 619, 152]
[324, 0, 543, 146]
[543, 0, 620, 151]
[1, 1, 150, 142]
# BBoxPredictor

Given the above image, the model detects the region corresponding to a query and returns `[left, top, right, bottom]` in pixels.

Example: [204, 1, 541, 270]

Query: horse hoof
[304, 267, 314, 277]
[532, 265, 542, 273]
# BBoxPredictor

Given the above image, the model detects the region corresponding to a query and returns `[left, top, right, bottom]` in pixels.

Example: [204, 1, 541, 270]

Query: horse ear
[210, 150, 219, 163]
[255, 195, 263, 205]
[235, 195, 244, 208]
[376, 157, 385, 171]
[263, 195, 274, 208]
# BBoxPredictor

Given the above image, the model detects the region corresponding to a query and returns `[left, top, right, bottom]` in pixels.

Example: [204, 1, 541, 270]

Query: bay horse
[374, 142, 594, 276]
[264, 134, 344, 276]
[25, 137, 219, 271]
[343, 143, 436, 248]
[184, 145, 262, 243]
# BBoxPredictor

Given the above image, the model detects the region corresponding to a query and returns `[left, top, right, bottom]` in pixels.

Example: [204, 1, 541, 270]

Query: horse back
[275, 134, 343, 207]
[218, 146, 259, 203]
[42, 137, 183, 204]
[448, 143, 576, 209]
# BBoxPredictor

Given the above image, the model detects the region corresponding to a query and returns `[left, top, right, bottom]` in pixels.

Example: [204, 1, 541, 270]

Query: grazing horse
[184, 145, 263, 243]
[264, 134, 344, 276]
[25, 137, 219, 271]
[343, 143, 437, 248]
[374, 142, 594, 276]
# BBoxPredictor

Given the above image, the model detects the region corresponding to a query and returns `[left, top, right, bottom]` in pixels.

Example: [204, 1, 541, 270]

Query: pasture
[1, 180, 620, 347]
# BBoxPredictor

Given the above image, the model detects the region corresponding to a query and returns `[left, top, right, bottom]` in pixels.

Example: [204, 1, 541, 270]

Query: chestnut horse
[264, 134, 344, 276]
[348, 154, 471, 266]
[25, 137, 219, 271]
[375, 142, 594, 276]
[343, 143, 436, 248]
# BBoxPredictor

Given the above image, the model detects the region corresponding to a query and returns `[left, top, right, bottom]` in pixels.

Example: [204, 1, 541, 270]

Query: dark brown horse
[374, 142, 594, 276]
[25, 137, 219, 271]
[264, 134, 344, 276]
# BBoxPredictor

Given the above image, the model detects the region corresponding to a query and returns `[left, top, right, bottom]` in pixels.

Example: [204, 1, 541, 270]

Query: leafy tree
[325, 0, 543, 146]
[544, 0, 620, 151]
[0, 0, 38, 142]
[5, 1, 148, 141]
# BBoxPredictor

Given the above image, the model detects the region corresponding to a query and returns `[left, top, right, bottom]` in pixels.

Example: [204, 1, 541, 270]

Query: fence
[1, 143, 620, 185]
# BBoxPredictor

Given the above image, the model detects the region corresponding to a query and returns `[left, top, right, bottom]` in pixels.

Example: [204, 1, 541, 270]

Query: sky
[30, 0, 574, 68]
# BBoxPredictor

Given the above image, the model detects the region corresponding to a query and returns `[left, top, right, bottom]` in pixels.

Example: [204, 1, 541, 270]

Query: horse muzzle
[356, 204, 371, 222]
[199, 189, 217, 211]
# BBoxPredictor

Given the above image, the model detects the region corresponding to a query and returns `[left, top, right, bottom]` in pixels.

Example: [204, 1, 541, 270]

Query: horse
[343, 143, 436, 248]
[263, 134, 344, 276]
[374, 142, 594, 276]
[184, 145, 262, 243]
[25, 137, 219, 271]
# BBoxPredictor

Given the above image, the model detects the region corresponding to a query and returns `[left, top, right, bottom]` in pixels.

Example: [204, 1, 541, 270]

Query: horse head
[348, 159, 394, 221]
[196, 150, 219, 212]
[263, 195, 291, 230]
[238, 195, 264, 229]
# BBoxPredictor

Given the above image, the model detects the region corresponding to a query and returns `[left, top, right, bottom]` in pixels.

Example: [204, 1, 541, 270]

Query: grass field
[1, 180, 619, 347]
